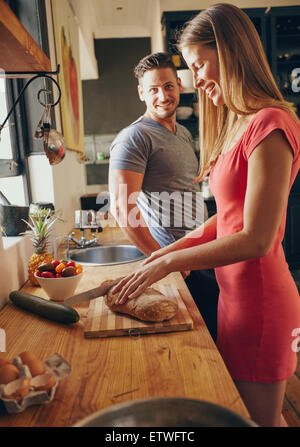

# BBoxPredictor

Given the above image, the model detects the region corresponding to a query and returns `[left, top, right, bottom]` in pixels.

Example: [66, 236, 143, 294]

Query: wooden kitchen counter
[0, 222, 250, 426]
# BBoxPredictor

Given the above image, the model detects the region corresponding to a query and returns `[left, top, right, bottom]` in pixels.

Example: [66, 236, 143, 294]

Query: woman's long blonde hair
[178, 3, 298, 181]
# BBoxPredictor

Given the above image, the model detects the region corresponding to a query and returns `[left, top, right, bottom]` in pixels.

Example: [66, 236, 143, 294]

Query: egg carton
[0, 352, 71, 414]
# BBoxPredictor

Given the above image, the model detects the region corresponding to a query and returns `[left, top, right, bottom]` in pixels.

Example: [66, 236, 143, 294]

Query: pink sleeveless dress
[209, 107, 300, 382]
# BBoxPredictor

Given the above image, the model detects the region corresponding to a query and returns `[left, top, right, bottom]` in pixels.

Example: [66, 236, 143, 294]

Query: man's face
[138, 67, 182, 122]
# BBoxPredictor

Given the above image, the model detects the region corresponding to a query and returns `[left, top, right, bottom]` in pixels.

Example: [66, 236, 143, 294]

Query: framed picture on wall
[51, 0, 84, 153]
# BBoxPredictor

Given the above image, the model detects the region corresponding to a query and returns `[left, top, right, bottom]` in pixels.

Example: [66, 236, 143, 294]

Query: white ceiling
[87, 0, 155, 38]
[71, 0, 300, 41]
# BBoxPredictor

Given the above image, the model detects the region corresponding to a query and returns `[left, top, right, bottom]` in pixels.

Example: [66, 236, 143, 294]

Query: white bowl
[177, 106, 193, 120]
[34, 271, 83, 301]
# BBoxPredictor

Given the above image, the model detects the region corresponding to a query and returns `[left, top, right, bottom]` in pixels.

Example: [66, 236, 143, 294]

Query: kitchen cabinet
[270, 7, 300, 117]
[269, 7, 300, 269]
[162, 6, 300, 269]
[162, 6, 300, 136]
[252, 6, 300, 269]
[161, 10, 199, 70]
[161, 11, 200, 148]
[283, 175, 300, 269]
[0, 0, 51, 75]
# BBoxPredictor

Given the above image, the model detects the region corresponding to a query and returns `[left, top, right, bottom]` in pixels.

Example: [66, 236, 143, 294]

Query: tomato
[35, 270, 42, 277]
[56, 262, 67, 273]
[55, 273, 62, 278]
[66, 261, 76, 268]
[52, 260, 60, 269]
[41, 271, 55, 279]
[75, 264, 82, 275]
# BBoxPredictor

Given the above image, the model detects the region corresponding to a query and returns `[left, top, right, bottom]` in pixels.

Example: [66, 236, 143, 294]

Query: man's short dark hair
[134, 52, 177, 83]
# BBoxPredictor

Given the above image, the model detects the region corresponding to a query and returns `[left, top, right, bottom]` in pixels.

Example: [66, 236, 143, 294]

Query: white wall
[45, 0, 87, 237]
[0, 235, 33, 309]
[151, 0, 165, 53]
[27, 150, 87, 238]
[69, 0, 99, 80]
[51, 150, 87, 237]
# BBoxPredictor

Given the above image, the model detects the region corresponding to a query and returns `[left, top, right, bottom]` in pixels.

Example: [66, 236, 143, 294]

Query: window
[0, 1, 54, 210]
[0, 76, 29, 206]
[0, 78, 13, 159]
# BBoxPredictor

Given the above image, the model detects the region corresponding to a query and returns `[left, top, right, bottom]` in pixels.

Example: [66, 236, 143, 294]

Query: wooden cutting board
[84, 284, 193, 338]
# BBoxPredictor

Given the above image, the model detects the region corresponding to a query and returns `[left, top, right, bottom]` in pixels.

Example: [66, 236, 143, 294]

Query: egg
[26, 359, 46, 377]
[0, 357, 12, 368]
[2, 376, 31, 402]
[0, 364, 20, 384]
[19, 351, 37, 364]
[31, 372, 56, 392]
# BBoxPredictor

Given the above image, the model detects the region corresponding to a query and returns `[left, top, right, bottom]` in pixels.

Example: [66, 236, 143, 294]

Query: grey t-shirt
[109, 116, 207, 247]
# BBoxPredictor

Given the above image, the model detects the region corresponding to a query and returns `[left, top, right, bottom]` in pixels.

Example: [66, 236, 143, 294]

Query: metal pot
[0, 204, 29, 236]
[74, 397, 256, 427]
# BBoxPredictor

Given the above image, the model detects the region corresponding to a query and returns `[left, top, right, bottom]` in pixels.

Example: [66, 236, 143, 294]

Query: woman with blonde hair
[111, 3, 300, 426]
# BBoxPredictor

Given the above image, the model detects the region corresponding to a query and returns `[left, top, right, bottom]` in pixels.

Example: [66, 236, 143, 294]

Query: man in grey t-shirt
[110, 115, 206, 247]
[109, 53, 219, 341]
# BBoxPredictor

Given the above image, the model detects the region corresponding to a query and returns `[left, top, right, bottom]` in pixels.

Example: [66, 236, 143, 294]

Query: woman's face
[182, 44, 225, 107]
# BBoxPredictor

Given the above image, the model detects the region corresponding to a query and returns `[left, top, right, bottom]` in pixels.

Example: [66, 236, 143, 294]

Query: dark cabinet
[162, 11, 199, 144]
[283, 170, 300, 269]
[270, 7, 300, 117]
[283, 196, 300, 269]
[162, 10, 200, 70]
[162, 6, 300, 269]
[270, 7, 300, 269]
[242, 8, 268, 53]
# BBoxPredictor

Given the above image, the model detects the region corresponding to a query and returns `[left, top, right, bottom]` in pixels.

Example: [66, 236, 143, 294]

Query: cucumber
[9, 291, 80, 325]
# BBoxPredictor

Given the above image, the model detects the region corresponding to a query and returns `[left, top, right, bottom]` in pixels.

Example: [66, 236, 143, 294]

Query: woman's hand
[111, 255, 173, 305]
[142, 246, 171, 266]
[143, 247, 190, 278]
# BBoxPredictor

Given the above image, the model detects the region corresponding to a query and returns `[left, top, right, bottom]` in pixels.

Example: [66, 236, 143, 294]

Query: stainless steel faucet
[67, 210, 102, 249]
[75, 210, 98, 230]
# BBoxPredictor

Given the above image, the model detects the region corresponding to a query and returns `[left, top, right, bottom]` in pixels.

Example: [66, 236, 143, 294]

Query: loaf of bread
[102, 279, 178, 322]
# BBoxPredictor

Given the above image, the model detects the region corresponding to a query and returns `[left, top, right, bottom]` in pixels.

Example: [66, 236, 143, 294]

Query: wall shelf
[0, 0, 51, 76]
[1, 67, 60, 79]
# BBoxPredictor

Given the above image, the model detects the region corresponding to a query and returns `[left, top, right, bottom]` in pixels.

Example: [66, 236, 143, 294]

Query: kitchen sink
[68, 245, 146, 266]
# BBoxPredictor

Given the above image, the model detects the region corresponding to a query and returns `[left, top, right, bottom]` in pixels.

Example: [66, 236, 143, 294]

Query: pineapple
[22, 209, 58, 286]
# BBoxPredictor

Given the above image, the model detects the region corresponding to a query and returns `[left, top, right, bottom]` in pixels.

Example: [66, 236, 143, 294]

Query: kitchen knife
[64, 278, 122, 306]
